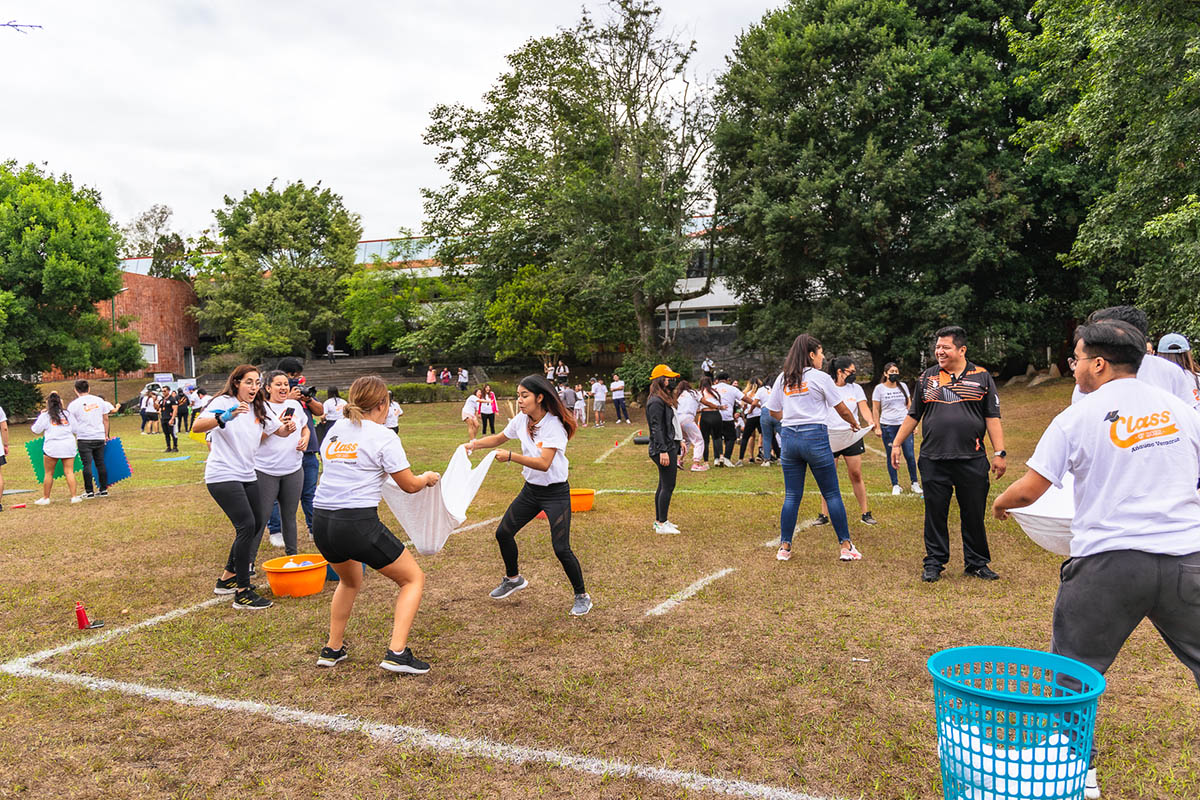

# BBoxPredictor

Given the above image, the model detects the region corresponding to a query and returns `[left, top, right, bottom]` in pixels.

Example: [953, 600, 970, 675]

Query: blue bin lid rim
[927, 645, 1106, 705]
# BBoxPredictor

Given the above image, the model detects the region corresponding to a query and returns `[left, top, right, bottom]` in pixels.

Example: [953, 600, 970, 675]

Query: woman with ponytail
[312, 375, 440, 674]
[193, 365, 291, 610]
[31, 391, 80, 505]
[466, 374, 591, 616]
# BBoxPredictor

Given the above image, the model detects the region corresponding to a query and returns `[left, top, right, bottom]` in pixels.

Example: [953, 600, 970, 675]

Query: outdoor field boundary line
[453, 515, 503, 533]
[594, 430, 639, 463]
[1, 598, 841, 800]
[596, 488, 920, 500]
[761, 519, 818, 547]
[864, 443, 886, 457]
[646, 568, 736, 616]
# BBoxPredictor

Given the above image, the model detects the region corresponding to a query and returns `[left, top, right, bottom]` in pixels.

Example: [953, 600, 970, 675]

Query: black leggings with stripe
[495, 481, 585, 594]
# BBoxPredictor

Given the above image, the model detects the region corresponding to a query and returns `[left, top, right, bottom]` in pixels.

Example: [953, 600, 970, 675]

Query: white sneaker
[892, 485, 902, 495]
[661, 520, 680, 533]
[1084, 768, 1099, 799]
[776, 543, 791, 561]
[911, 482, 923, 494]
[71, 496, 82, 504]
[34, 497, 50, 506]
[269, 533, 285, 548]
[653, 521, 680, 535]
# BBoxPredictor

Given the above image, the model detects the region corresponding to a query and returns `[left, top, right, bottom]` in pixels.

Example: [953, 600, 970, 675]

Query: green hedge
[0, 377, 43, 418]
[387, 383, 469, 404]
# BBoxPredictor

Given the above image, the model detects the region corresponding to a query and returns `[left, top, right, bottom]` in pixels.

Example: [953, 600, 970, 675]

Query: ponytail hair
[518, 374, 576, 440]
[345, 375, 389, 424]
[46, 391, 68, 424]
[830, 355, 854, 379]
[782, 334, 822, 390]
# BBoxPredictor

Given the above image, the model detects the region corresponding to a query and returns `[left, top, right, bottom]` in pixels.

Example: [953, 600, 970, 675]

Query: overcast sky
[1, 1, 775, 242]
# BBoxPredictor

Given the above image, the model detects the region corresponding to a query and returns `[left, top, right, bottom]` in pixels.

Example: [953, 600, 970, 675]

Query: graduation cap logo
[1103, 410, 1119, 423]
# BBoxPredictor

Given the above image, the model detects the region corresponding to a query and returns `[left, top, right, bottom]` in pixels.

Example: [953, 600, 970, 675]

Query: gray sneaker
[490, 575, 528, 599]
[570, 593, 593, 616]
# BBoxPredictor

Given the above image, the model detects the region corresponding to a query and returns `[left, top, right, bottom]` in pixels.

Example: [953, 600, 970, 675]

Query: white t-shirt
[827, 383, 867, 431]
[753, 386, 770, 419]
[765, 369, 843, 428]
[458, 369, 468, 383]
[744, 387, 763, 418]
[1072, 353, 1200, 409]
[1027, 378, 1200, 557]
[573, 397, 586, 412]
[314, 418, 411, 510]
[255, 400, 307, 476]
[591, 381, 606, 401]
[32, 411, 77, 459]
[192, 394, 211, 411]
[323, 397, 347, 421]
[610, 380, 625, 400]
[872, 382, 911, 426]
[201, 396, 282, 484]
[714, 382, 744, 422]
[0, 403, 6, 424]
[386, 401, 403, 428]
[140, 394, 156, 413]
[502, 412, 569, 486]
[676, 390, 699, 420]
[556, 365, 569, 378]
[67, 394, 114, 441]
[462, 396, 480, 417]
[701, 358, 714, 372]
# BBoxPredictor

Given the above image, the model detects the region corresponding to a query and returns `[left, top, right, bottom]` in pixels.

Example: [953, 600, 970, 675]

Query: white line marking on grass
[864, 444, 886, 457]
[761, 520, 818, 547]
[597, 488, 781, 497]
[594, 431, 638, 464]
[1, 594, 843, 800]
[646, 568, 736, 617]
[453, 515, 503, 533]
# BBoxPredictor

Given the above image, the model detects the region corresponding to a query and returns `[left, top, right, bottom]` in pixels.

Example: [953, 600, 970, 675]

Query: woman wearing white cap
[1156, 333, 1200, 408]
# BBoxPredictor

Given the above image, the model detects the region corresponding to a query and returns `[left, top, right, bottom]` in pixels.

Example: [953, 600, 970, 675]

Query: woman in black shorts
[312, 375, 441, 674]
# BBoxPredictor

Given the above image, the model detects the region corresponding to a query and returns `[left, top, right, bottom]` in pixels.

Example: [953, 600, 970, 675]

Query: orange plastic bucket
[263, 554, 328, 597]
[570, 488, 595, 512]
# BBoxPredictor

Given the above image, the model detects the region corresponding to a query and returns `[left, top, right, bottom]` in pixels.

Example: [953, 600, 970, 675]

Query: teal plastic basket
[928, 646, 1105, 800]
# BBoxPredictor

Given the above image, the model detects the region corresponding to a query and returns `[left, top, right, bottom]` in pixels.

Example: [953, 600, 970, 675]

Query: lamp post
[112, 287, 129, 407]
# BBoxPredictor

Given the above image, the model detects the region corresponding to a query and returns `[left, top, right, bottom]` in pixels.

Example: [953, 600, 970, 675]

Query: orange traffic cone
[75, 601, 104, 629]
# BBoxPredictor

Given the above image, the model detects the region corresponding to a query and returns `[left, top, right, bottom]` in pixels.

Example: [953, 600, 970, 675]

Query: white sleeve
[538, 418, 569, 450]
[502, 415, 522, 440]
[871, 384, 884, 402]
[765, 374, 784, 413]
[1025, 416, 1072, 489]
[31, 413, 47, 435]
[380, 436, 410, 473]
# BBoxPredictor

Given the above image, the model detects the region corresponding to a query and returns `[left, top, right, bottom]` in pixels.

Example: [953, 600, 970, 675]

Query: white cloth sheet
[381, 445, 497, 555]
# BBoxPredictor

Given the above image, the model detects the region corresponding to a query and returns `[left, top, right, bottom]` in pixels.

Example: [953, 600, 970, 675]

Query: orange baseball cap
[649, 364, 680, 379]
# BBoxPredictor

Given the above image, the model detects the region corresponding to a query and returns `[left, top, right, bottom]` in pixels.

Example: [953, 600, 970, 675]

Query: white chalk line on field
[645, 568, 736, 617]
[593, 430, 639, 464]
[761, 520, 819, 548]
[1, 596, 840, 800]
[453, 515, 503, 533]
[864, 443, 886, 457]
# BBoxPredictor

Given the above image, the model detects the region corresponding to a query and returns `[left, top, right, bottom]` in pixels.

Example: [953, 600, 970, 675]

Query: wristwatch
[994, 450, 1007, 458]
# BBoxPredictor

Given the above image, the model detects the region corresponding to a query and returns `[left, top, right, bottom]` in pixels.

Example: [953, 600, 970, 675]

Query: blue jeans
[269, 452, 319, 535]
[780, 425, 851, 544]
[759, 411, 781, 462]
[880, 424, 918, 485]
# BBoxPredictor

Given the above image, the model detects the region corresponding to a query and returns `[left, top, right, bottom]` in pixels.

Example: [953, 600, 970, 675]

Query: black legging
[208, 480, 265, 589]
[737, 416, 761, 460]
[699, 410, 723, 462]
[163, 418, 178, 450]
[721, 419, 737, 459]
[651, 449, 678, 522]
[480, 413, 496, 435]
[494, 481, 585, 594]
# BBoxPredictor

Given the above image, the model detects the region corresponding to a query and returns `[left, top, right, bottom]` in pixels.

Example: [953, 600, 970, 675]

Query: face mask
[886, 373, 899, 382]
[843, 371, 857, 383]
[666, 379, 678, 391]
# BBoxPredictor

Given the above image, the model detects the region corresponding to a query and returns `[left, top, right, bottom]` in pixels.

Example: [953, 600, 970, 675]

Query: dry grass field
[1, 378, 1196, 799]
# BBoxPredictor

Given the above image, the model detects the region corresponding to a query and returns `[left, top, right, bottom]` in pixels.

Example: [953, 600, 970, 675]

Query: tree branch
[3, 20, 42, 32]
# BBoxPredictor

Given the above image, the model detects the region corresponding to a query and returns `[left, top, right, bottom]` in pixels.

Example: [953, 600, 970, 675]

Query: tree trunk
[632, 291, 660, 354]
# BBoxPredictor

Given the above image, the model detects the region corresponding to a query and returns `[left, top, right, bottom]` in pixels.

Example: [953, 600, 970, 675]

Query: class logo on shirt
[83, 403, 100, 412]
[1105, 408, 1178, 449]
[782, 382, 808, 396]
[323, 435, 359, 461]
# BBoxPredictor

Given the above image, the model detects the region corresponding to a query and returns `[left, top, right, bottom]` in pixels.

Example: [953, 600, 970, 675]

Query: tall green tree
[713, 0, 1102, 374]
[192, 180, 363, 357]
[423, 0, 712, 356]
[0, 161, 145, 375]
[1012, 0, 1200, 338]
[342, 232, 442, 352]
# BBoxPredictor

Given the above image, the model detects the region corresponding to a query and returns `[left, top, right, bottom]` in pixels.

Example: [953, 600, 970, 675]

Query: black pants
[495, 481, 585, 594]
[480, 413, 495, 435]
[918, 456, 991, 570]
[162, 419, 177, 450]
[613, 397, 629, 422]
[699, 410, 723, 462]
[721, 419, 737, 459]
[77, 439, 107, 493]
[208, 480, 265, 589]
[651, 449, 678, 522]
[737, 416, 760, 460]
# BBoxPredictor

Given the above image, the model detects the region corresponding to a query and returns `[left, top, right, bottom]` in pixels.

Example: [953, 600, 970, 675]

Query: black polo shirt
[907, 361, 1000, 460]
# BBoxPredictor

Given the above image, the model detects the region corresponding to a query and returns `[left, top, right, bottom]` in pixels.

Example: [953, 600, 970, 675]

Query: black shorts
[833, 438, 866, 458]
[312, 507, 405, 570]
[0, 454, 6, 466]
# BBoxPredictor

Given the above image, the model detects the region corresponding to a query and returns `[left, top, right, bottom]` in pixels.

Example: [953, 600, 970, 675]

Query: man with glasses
[994, 319, 1200, 800]
[889, 326, 1006, 582]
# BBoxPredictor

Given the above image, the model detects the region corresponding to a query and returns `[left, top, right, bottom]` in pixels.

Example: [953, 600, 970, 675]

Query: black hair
[277, 356, 304, 375]
[674, 378, 694, 398]
[830, 356, 855, 378]
[782, 334, 822, 390]
[518, 374, 577, 439]
[74, 379, 89, 393]
[1089, 305, 1149, 336]
[46, 391, 68, 424]
[935, 326, 967, 349]
[1073, 320, 1145, 373]
[327, 387, 340, 399]
[261, 370, 288, 396]
[716, 371, 729, 381]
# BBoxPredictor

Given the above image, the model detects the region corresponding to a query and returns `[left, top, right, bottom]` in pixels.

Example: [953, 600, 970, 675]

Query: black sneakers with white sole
[316, 644, 348, 667]
[380, 647, 430, 674]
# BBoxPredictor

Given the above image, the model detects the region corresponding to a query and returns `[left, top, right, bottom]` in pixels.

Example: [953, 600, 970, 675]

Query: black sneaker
[98, 489, 109, 497]
[813, 513, 830, 526]
[861, 512, 878, 525]
[232, 587, 272, 610]
[922, 565, 943, 583]
[964, 565, 1000, 581]
[214, 575, 238, 595]
[83, 491, 96, 499]
[380, 647, 430, 674]
[316, 644, 348, 667]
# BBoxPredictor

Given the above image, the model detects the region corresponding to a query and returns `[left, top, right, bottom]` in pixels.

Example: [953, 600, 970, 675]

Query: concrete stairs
[196, 354, 422, 393]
